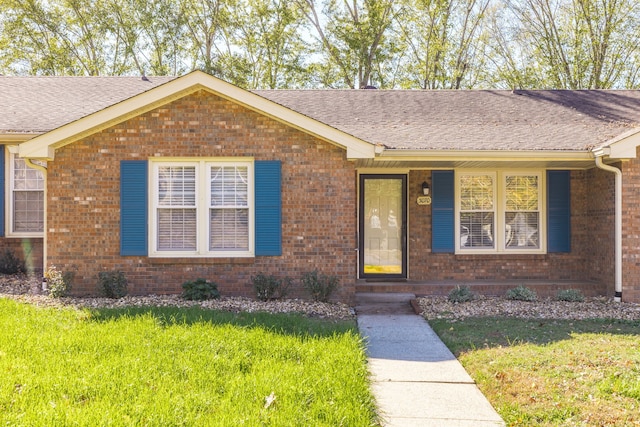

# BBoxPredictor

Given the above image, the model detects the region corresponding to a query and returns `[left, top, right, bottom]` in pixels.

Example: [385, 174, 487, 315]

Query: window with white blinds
[459, 174, 495, 249]
[504, 174, 540, 249]
[157, 166, 197, 251]
[456, 171, 543, 253]
[10, 155, 44, 235]
[151, 160, 253, 257]
[209, 165, 249, 251]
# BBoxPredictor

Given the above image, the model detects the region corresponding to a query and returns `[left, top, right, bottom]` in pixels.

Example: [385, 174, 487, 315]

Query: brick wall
[583, 167, 615, 288]
[46, 90, 357, 302]
[0, 237, 43, 275]
[621, 151, 640, 302]
[407, 170, 610, 296]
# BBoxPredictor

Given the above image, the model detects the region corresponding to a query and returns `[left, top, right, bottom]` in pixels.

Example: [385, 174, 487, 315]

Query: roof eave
[376, 149, 593, 162]
[0, 133, 40, 143]
[597, 128, 640, 159]
[19, 71, 375, 160]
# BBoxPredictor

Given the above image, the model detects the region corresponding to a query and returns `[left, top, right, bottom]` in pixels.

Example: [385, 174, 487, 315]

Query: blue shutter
[547, 170, 571, 253]
[120, 160, 148, 256]
[432, 170, 455, 253]
[255, 160, 282, 256]
[0, 148, 5, 237]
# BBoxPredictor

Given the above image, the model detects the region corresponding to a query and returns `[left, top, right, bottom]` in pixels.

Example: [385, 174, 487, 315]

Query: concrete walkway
[356, 293, 505, 427]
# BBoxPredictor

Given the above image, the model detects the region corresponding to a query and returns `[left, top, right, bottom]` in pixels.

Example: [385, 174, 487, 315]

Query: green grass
[430, 317, 640, 426]
[0, 298, 378, 426]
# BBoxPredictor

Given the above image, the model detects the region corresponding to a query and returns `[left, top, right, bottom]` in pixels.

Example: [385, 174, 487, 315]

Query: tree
[105, 0, 186, 76]
[394, 0, 491, 89]
[492, 0, 640, 89]
[0, 0, 139, 75]
[224, 0, 310, 88]
[297, 0, 397, 88]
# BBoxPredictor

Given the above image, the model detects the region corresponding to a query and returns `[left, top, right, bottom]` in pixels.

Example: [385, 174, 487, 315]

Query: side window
[9, 154, 44, 235]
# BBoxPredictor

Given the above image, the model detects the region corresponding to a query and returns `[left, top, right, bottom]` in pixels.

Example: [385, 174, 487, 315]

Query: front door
[359, 175, 407, 279]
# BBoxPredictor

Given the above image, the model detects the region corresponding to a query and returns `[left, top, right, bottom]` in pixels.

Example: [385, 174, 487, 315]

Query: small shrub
[44, 265, 70, 298]
[557, 288, 585, 302]
[252, 273, 291, 301]
[505, 285, 537, 302]
[98, 271, 128, 299]
[0, 249, 25, 274]
[302, 270, 338, 302]
[182, 278, 220, 301]
[448, 285, 475, 303]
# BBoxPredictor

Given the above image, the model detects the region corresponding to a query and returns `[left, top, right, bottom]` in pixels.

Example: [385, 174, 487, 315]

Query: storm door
[359, 175, 407, 279]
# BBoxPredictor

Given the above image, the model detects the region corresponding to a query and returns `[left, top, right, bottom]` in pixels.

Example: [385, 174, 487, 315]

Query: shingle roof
[2, 74, 639, 152]
[0, 75, 176, 134]
[256, 89, 640, 151]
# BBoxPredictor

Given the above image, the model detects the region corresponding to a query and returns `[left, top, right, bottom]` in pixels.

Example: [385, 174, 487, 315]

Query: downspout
[25, 159, 47, 290]
[594, 154, 622, 302]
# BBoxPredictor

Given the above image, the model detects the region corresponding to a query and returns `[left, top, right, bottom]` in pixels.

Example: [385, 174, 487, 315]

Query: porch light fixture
[421, 181, 430, 196]
[417, 181, 432, 205]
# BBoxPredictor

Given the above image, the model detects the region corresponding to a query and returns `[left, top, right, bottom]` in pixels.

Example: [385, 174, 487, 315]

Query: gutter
[592, 148, 622, 302]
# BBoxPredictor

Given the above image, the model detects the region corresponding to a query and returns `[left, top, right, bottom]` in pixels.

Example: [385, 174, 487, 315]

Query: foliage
[301, 269, 338, 302]
[252, 273, 291, 301]
[556, 288, 585, 302]
[97, 271, 128, 299]
[181, 278, 220, 301]
[447, 285, 475, 303]
[505, 285, 537, 301]
[44, 265, 70, 298]
[0, 249, 25, 275]
[0, 300, 376, 425]
[2, 0, 640, 89]
[430, 317, 640, 425]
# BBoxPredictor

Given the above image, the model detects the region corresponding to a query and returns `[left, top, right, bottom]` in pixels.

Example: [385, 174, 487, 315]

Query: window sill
[4, 233, 44, 239]
[147, 257, 255, 265]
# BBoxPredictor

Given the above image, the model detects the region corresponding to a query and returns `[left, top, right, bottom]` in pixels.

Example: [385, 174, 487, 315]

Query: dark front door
[359, 175, 407, 279]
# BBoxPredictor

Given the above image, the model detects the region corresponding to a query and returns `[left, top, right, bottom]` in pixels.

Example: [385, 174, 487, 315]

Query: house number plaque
[417, 196, 432, 205]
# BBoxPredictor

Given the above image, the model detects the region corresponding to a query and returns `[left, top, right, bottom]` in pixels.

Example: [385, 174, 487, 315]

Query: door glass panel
[363, 178, 403, 275]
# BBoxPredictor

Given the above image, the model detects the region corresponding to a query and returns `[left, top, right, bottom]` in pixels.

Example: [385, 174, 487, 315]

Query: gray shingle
[0, 75, 176, 134]
[2, 74, 639, 152]
[256, 89, 640, 151]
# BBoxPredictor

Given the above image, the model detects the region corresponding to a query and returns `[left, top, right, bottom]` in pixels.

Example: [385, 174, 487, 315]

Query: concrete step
[355, 292, 418, 315]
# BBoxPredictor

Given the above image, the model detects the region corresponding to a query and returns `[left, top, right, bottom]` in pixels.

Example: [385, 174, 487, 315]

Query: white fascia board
[601, 128, 640, 159]
[375, 149, 593, 162]
[19, 70, 375, 160]
[1, 133, 39, 143]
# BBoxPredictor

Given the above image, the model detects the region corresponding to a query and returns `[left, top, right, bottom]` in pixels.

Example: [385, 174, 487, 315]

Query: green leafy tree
[225, 0, 311, 88]
[491, 0, 640, 89]
[297, 0, 397, 88]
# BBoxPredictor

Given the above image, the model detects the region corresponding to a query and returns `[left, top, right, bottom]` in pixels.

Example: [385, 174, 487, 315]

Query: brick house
[3, 71, 640, 303]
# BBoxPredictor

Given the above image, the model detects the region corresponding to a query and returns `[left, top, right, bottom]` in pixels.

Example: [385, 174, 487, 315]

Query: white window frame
[149, 158, 254, 258]
[6, 151, 45, 237]
[455, 170, 546, 254]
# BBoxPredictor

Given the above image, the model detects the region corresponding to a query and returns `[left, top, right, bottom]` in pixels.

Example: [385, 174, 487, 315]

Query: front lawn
[430, 317, 640, 426]
[0, 298, 378, 426]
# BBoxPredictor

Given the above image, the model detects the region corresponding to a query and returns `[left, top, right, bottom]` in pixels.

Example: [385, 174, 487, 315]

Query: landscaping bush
[557, 288, 585, 302]
[252, 273, 291, 301]
[182, 278, 220, 301]
[97, 271, 128, 299]
[302, 270, 338, 302]
[505, 285, 537, 302]
[44, 266, 70, 298]
[0, 249, 25, 274]
[448, 285, 475, 303]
